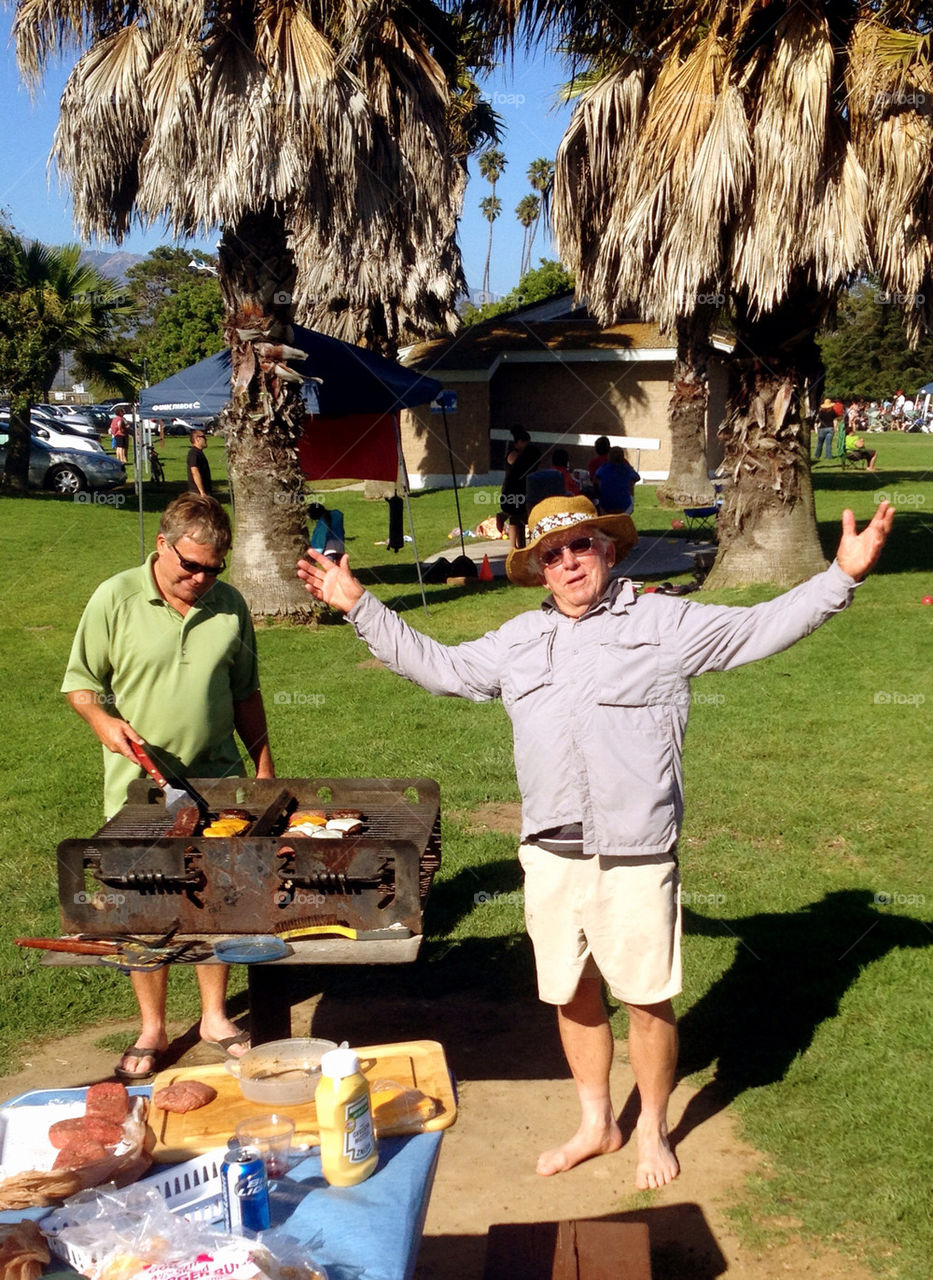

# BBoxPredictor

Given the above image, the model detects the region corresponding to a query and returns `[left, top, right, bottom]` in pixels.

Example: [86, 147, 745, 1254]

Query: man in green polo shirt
[63, 493, 274, 1081]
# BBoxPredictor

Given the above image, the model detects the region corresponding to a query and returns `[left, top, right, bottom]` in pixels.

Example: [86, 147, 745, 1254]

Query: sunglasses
[169, 542, 226, 576]
[539, 535, 601, 568]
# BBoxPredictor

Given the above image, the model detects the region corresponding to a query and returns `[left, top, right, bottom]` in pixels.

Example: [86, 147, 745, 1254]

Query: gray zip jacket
[347, 562, 859, 857]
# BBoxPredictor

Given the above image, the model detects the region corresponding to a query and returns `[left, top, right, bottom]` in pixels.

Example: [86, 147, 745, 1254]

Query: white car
[32, 422, 105, 454]
[0, 412, 104, 454]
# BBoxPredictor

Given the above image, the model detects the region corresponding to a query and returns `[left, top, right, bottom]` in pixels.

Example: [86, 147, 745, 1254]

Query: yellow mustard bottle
[316, 1047, 379, 1186]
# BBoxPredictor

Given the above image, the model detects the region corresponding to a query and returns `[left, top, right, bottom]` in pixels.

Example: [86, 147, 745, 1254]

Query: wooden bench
[483, 1219, 652, 1280]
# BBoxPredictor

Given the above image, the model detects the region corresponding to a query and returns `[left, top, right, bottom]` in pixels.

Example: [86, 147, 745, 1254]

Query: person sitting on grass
[844, 428, 878, 472]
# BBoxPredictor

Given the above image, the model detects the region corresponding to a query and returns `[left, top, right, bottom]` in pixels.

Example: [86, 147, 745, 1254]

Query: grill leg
[247, 965, 291, 1044]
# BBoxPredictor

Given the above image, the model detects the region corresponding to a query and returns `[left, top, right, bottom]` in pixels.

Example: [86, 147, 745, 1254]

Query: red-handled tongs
[129, 740, 211, 818]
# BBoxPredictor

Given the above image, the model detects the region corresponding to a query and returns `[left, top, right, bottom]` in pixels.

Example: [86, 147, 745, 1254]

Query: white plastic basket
[41, 1148, 227, 1270]
[137, 1147, 226, 1224]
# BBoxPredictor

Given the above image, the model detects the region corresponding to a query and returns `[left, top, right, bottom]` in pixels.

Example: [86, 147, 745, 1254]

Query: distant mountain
[79, 249, 144, 288]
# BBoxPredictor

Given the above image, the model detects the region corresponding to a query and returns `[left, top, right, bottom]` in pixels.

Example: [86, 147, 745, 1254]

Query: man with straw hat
[297, 494, 893, 1189]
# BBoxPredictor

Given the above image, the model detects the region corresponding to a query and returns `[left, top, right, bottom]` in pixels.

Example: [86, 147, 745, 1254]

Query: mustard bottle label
[343, 1094, 376, 1163]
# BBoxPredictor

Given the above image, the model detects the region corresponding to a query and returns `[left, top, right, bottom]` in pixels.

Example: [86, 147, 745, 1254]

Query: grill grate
[58, 778, 441, 939]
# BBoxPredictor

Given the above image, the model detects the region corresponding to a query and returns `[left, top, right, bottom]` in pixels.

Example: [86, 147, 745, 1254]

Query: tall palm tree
[516, 194, 540, 277]
[478, 146, 507, 298]
[480, 195, 503, 298]
[525, 157, 554, 271]
[12, 1, 478, 613]
[0, 234, 138, 491]
[484, 0, 933, 585]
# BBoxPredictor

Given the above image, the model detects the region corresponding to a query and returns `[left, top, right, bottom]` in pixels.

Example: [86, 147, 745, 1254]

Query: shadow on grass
[812, 508, 932, 573]
[239, 884, 929, 1140]
[669, 889, 932, 1146]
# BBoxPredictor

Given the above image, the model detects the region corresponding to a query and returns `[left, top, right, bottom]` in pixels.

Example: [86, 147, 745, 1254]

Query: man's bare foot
[536, 1118, 623, 1176]
[634, 1118, 679, 1189]
[199, 1017, 250, 1059]
[116, 1033, 170, 1080]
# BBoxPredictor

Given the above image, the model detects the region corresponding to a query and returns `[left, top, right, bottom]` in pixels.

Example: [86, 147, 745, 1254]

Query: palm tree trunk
[482, 219, 494, 299]
[217, 205, 316, 619]
[704, 299, 827, 589]
[657, 312, 716, 510]
[1, 399, 33, 492]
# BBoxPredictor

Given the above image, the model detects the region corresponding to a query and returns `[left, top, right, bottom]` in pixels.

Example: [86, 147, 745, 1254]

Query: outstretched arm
[297, 547, 365, 612]
[835, 501, 894, 581]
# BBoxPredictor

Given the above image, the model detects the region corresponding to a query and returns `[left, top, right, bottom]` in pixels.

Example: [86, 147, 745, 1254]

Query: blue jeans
[814, 426, 834, 459]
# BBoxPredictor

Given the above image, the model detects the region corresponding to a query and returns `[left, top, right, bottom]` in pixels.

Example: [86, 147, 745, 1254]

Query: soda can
[221, 1144, 271, 1233]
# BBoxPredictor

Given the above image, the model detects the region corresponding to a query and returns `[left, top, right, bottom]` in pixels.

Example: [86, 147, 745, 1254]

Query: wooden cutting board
[147, 1039, 456, 1163]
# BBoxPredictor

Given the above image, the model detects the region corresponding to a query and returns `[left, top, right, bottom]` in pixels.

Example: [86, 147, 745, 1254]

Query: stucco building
[399, 295, 729, 490]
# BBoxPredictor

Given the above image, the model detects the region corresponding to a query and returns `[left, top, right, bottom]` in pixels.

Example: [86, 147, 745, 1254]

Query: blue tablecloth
[0, 1086, 442, 1280]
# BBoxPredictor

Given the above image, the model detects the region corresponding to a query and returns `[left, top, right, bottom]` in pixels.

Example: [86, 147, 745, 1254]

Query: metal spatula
[129, 739, 211, 817]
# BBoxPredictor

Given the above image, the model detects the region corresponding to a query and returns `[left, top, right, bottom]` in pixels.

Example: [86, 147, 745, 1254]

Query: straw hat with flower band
[506, 496, 638, 586]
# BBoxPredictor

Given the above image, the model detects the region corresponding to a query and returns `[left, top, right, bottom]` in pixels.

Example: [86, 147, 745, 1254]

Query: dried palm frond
[847, 17, 933, 339]
[553, 61, 646, 320]
[54, 23, 156, 239]
[730, 6, 863, 313]
[645, 81, 751, 326]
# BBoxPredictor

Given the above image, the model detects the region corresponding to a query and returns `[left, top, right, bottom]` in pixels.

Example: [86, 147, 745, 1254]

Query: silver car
[0, 411, 106, 455]
[0, 429, 127, 495]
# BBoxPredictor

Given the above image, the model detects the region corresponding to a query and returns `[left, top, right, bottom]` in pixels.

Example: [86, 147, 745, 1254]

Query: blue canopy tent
[136, 327, 445, 606]
[138, 325, 441, 422]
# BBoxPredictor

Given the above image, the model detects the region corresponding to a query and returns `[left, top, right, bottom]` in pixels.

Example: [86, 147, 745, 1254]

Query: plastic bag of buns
[369, 1079, 438, 1134]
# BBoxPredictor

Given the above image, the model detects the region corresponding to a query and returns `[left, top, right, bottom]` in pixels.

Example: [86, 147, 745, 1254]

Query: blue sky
[0, 22, 571, 299]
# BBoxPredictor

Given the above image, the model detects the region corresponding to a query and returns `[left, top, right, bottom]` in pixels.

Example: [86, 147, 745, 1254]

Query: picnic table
[0, 1084, 443, 1280]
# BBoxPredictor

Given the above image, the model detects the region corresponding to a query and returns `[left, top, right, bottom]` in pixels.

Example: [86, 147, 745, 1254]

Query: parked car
[0, 411, 104, 454]
[33, 404, 102, 439]
[54, 404, 109, 437]
[0, 430, 127, 494]
[33, 423, 105, 454]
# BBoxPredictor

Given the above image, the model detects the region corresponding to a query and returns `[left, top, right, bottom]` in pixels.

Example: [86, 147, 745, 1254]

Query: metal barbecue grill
[57, 777, 441, 942]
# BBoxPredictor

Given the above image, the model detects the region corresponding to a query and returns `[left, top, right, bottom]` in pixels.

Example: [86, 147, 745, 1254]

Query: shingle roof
[403, 317, 674, 374]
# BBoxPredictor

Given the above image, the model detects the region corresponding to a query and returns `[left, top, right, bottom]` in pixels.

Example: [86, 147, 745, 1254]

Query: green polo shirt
[62, 554, 260, 818]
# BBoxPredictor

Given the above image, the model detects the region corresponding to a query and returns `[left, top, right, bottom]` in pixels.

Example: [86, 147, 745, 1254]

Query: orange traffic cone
[479, 554, 494, 581]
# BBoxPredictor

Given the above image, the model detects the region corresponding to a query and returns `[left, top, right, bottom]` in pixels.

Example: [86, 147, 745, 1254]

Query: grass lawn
[1, 432, 931, 1277]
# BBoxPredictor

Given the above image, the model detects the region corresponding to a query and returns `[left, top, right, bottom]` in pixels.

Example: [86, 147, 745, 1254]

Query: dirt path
[0, 991, 875, 1280]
